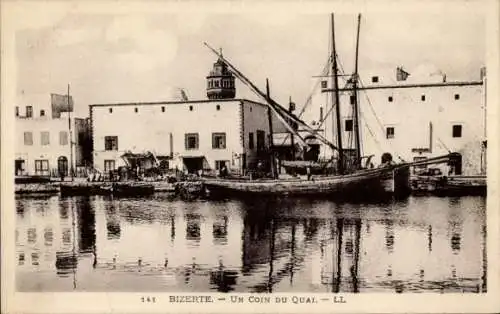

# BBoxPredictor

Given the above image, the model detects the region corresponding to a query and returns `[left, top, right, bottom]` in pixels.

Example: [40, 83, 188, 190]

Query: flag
[51, 93, 74, 118]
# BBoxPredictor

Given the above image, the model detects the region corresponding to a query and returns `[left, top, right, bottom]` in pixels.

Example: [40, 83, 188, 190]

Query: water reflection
[16, 195, 486, 293]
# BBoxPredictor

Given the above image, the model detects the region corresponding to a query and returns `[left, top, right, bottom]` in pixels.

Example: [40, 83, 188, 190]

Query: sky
[14, 4, 487, 118]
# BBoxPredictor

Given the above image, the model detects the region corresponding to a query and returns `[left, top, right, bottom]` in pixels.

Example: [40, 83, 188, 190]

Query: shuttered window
[59, 131, 68, 145]
[41, 131, 50, 145]
[24, 132, 33, 145]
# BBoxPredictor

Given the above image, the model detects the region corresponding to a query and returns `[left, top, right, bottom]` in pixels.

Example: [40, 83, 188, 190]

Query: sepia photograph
[1, 0, 499, 313]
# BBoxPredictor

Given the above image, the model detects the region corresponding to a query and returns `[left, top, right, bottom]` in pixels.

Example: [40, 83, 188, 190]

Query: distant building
[15, 96, 92, 177]
[90, 57, 286, 175]
[299, 66, 487, 175]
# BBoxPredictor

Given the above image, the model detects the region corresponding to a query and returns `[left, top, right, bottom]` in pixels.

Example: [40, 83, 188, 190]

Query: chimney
[480, 67, 487, 80]
[396, 66, 410, 81]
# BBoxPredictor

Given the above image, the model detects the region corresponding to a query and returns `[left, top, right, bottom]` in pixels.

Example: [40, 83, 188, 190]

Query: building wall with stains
[91, 99, 277, 174]
[303, 71, 486, 175]
[15, 107, 88, 176]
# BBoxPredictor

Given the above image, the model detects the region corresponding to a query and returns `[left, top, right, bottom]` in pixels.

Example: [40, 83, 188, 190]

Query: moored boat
[203, 165, 410, 198]
[108, 182, 155, 197]
[202, 14, 412, 200]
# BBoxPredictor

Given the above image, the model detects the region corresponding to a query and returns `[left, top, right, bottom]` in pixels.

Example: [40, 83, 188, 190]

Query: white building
[15, 97, 91, 177]
[90, 57, 286, 175]
[299, 66, 487, 175]
[91, 98, 279, 174]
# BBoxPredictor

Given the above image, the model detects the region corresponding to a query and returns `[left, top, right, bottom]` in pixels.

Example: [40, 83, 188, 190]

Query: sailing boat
[201, 13, 412, 198]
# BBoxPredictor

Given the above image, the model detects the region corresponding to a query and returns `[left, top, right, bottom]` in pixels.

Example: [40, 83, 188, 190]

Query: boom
[203, 42, 339, 151]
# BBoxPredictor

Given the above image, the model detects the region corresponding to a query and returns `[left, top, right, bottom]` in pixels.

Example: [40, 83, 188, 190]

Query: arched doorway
[58, 156, 68, 177]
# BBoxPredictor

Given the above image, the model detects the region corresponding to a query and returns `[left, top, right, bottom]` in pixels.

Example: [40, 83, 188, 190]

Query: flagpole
[68, 84, 74, 181]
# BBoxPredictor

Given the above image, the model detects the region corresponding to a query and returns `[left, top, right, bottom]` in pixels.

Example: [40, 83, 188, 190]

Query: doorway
[15, 159, 25, 176]
[57, 156, 68, 177]
[182, 157, 205, 174]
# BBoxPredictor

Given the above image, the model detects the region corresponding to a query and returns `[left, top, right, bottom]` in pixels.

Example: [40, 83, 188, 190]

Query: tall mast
[352, 14, 362, 169]
[289, 96, 295, 161]
[68, 84, 74, 181]
[331, 14, 344, 174]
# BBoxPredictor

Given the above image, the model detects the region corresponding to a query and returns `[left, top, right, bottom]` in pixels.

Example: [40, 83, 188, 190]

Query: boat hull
[203, 166, 410, 199]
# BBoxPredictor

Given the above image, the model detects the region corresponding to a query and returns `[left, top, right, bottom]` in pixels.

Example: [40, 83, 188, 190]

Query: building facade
[90, 56, 288, 175]
[299, 67, 487, 175]
[15, 100, 91, 177]
[90, 98, 277, 175]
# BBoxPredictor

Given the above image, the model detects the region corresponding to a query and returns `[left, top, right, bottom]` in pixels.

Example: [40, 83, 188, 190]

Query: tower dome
[206, 53, 236, 99]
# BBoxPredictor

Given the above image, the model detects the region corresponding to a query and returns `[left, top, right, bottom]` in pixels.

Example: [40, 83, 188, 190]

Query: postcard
[1, 0, 499, 313]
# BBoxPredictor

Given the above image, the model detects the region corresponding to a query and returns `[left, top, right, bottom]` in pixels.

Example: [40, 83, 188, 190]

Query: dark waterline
[15, 194, 486, 293]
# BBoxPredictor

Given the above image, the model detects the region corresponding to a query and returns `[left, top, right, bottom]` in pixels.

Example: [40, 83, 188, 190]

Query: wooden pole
[352, 14, 362, 168]
[266, 79, 276, 178]
[289, 96, 295, 161]
[68, 84, 74, 181]
[331, 14, 344, 174]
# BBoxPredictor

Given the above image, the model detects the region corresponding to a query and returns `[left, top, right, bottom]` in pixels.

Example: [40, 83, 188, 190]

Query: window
[216, 104, 220, 111]
[388, 96, 393, 102]
[134, 107, 138, 113]
[15, 106, 19, 117]
[23, 132, 33, 145]
[421, 95, 426, 101]
[26, 106, 33, 118]
[256, 130, 266, 152]
[40, 110, 45, 117]
[34, 160, 49, 175]
[215, 160, 230, 170]
[454, 94, 460, 100]
[319, 107, 324, 122]
[189, 105, 193, 111]
[321, 80, 328, 89]
[59, 131, 68, 146]
[212, 132, 226, 149]
[104, 160, 116, 172]
[104, 136, 118, 151]
[161, 106, 165, 112]
[185, 133, 199, 150]
[452, 125, 462, 138]
[41, 131, 50, 145]
[215, 81, 219, 88]
[386, 127, 395, 139]
[350, 95, 355, 105]
[249, 132, 254, 149]
[109, 108, 113, 113]
[345, 119, 353, 131]
[372, 76, 379, 83]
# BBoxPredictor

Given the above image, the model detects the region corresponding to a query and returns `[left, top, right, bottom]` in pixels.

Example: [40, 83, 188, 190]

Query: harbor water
[15, 194, 486, 293]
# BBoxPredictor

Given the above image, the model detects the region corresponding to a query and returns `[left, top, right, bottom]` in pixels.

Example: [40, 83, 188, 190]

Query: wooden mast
[67, 84, 74, 181]
[331, 14, 344, 174]
[266, 79, 276, 178]
[352, 14, 362, 169]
